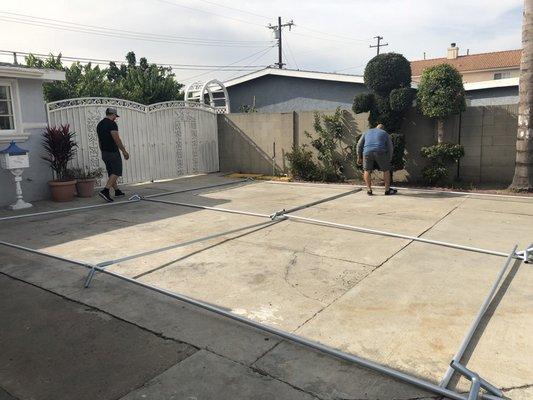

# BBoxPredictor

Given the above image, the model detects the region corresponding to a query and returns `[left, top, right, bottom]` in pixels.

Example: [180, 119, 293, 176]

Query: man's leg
[105, 174, 119, 190]
[364, 170, 372, 191]
[383, 170, 391, 191]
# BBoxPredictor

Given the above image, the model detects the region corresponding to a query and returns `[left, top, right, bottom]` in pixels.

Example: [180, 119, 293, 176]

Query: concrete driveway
[1, 174, 532, 400]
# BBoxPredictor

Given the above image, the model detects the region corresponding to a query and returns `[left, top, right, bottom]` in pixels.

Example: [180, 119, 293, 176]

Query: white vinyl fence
[47, 98, 219, 185]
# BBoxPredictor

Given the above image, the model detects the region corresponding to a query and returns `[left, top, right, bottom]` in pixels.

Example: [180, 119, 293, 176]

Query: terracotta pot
[48, 180, 77, 202]
[76, 179, 97, 198]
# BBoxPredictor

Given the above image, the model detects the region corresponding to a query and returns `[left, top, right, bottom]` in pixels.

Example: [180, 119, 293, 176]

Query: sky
[0, 0, 524, 86]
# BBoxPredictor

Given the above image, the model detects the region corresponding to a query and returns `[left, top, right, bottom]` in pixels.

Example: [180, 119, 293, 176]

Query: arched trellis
[184, 79, 230, 114]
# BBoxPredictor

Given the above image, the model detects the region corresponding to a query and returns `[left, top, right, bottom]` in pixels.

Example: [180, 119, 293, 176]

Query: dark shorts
[363, 151, 391, 172]
[102, 151, 123, 176]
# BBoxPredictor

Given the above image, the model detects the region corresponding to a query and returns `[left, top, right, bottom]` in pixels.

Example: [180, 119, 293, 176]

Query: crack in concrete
[502, 382, 533, 392]
[289, 198, 467, 337]
[203, 346, 325, 400]
[282, 252, 325, 303]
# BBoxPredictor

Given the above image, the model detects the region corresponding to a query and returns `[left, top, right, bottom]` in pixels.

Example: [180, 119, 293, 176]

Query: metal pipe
[283, 214, 510, 258]
[0, 179, 249, 222]
[80, 269, 501, 400]
[450, 361, 504, 397]
[0, 240, 95, 268]
[143, 178, 249, 199]
[0, 198, 141, 222]
[281, 188, 362, 215]
[0, 238, 501, 400]
[142, 198, 272, 219]
[440, 247, 518, 388]
[468, 377, 481, 400]
[96, 220, 277, 268]
[263, 181, 533, 201]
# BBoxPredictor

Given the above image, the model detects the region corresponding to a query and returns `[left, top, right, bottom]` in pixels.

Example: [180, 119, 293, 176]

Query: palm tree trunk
[510, 0, 533, 191]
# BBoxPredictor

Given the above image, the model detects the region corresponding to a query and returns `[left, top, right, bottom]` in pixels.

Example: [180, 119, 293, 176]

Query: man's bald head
[376, 123, 385, 130]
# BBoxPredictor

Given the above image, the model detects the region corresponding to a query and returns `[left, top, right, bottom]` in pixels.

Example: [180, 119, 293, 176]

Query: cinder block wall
[218, 105, 519, 184]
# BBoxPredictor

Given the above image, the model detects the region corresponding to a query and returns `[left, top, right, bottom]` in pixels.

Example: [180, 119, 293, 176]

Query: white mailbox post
[0, 141, 32, 210]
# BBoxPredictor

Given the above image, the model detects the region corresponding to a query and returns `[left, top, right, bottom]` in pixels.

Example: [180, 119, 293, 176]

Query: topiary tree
[353, 53, 415, 172]
[416, 63, 466, 143]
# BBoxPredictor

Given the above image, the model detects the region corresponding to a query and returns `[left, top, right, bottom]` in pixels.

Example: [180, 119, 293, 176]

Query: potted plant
[42, 124, 78, 202]
[67, 167, 104, 198]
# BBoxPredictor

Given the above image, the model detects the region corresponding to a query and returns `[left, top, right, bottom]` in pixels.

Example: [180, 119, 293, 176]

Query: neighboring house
[0, 63, 65, 207]
[224, 68, 367, 113]
[225, 60, 519, 114]
[464, 78, 519, 106]
[411, 44, 521, 83]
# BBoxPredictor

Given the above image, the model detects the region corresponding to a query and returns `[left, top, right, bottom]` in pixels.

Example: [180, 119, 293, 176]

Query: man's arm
[111, 131, 129, 160]
[356, 133, 365, 163]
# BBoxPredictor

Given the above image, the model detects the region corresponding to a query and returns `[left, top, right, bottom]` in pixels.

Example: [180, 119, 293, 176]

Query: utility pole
[370, 35, 388, 55]
[268, 17, 294, 69]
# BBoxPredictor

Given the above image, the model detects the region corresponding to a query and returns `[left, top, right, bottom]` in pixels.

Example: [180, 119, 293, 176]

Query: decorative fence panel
[47, 98, 219, 185]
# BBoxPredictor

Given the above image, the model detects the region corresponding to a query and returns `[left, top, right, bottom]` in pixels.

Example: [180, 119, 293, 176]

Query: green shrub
[285, 107, 353, 182]
[285, 144, 319, 181]
[420, 143, 465, 185]
[364, 53, 411, 95]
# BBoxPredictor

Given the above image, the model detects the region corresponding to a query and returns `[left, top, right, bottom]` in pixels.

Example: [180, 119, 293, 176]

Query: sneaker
[367, 189, 373, 196]
[99, 189, 114, 202]
[114, 189, 125, 197]
[384, 188, 398, 196]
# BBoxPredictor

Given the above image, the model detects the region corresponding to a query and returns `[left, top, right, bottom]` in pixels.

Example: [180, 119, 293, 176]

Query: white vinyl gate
[47, 98, 219, 185]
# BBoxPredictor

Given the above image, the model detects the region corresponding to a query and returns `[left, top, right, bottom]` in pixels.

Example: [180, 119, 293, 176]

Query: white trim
[412, 65, 519, 78]
[0, 78, 28, 143]
[0, 65, 65, 81]
[463, 77, 519, 91]
[224, 68, 365, 87]
[410, 77, 519, 91]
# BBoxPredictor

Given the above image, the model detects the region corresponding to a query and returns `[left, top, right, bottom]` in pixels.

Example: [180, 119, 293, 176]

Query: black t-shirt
[97, 118, 119, 153]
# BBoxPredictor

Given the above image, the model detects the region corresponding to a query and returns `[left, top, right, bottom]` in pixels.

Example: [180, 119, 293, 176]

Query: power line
[0, 49, 267, 71]
[179, 46, 275, 81]
[194, 0, 271, 21]
[0, 11, 269, 43]
[296, 25, 369, 43]
[0, 13, 272, 47]
[285, 37, 299, 70]
[154, 0, 266, 28]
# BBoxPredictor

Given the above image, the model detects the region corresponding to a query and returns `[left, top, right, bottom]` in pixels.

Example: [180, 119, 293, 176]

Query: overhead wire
[179, 46, 275, 81]
[0, 12, 272, 47]
[0, 49, 266, 71]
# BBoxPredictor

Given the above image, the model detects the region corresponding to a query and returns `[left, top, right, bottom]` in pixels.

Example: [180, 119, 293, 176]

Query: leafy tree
[107, 51, 184, 104]
[510, 0, 533, 192]
[26, 51, 183, 104]
[416, 63, 466, 143]
[353, 53, 415, 172]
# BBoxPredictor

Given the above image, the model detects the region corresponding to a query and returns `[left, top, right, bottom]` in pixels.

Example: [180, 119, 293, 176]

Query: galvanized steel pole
[439, 247, 519, 388]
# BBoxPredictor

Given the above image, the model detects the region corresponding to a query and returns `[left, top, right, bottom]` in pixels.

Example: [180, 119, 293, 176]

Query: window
[494, 71, 511, 80]
[0, 84, 15, 131]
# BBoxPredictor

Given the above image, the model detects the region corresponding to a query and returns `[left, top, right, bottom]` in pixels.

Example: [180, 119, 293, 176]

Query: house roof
[0, 63, 65, 81]
[410, 49, 522, 76]
[224, 67, 365, 87]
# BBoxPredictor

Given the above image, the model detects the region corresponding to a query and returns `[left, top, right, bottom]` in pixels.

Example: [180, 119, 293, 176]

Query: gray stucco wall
[227, 75, 368, 113]
[0, 78, 52, 207]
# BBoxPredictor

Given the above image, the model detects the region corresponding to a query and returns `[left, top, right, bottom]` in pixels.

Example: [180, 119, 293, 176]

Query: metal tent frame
[1, 180, 531, 400]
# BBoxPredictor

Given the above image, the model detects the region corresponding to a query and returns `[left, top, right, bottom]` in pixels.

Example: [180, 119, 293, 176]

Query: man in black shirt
[96, 107, 129, 202]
